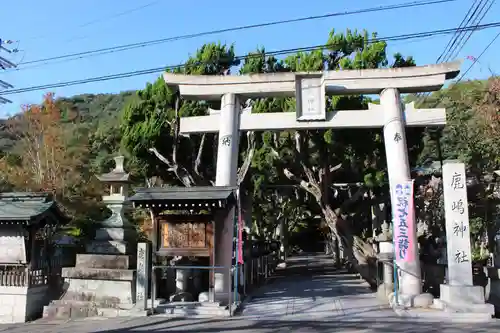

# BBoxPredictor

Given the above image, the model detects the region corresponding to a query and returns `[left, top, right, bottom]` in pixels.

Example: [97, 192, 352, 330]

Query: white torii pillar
[163, 61, 461, 300]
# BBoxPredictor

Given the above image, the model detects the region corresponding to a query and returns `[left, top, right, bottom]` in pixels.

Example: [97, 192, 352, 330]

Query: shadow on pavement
[93, 317, 498, 333]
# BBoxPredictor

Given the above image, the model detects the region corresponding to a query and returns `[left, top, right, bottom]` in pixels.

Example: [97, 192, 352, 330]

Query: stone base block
[434, 299, 495, 315]
[198, 291, 211, 302]
[63, 278, 135, 305]
[95, 228, 136, 241]
[76, 254, 130, 269]
[440, 284, 485, 304]
[277, 262, 287, 269]
[376, 283, 394, 302]
[388, 292, 433, 308]
[86, 240, 134, 255]
[413, 293, 434, 308]
[170, 292, 194, 302]
[438, 284, 494, 316]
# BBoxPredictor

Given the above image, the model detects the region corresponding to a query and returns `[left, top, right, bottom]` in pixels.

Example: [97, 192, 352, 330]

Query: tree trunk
[322, 204, 378, 287]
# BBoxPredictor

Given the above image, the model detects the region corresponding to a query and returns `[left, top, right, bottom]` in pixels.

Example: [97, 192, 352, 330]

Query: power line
[13, 0, 460, 70]
[415, 1, 482, 101]
[26, 0, 161, 43]
[435, 0, 480, 63]
[415, 0, 495, 103]
[3, 22, 500, 96]
[456, 29, 500, 81]
[446, 0, 495, 61]
[425, 29, 500, 110]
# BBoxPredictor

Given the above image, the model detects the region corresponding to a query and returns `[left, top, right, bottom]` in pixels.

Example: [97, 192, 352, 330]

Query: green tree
[121, 43, 257, 188]
[120, 30, 421, 279]
[243, 30, 418, 277]
[415, 78, 500, 254]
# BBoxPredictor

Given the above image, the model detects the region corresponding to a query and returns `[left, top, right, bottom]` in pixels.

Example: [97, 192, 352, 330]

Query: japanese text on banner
[392, 180, 415, 262]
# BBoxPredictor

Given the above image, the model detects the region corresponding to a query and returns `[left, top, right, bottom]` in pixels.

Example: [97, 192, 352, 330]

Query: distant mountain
[0, 91, 135, 153]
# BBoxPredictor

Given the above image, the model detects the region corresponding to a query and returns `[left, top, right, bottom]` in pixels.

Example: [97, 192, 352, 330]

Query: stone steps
[42, 302, 149, 320]
[42, 298, 166, 320]
[155, 302, 231, 317]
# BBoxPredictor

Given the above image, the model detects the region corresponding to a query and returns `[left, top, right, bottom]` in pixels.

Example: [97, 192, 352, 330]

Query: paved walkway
[1, 253, 499, 332]
[240, 252, 395, 321]
[2, 316, 500, 333]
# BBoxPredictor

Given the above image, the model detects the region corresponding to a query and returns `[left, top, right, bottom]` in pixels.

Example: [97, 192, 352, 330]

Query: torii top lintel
[162, 61, 461, 100]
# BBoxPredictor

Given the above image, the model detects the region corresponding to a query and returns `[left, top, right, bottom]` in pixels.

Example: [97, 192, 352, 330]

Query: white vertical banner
[442, 161, 472, 286]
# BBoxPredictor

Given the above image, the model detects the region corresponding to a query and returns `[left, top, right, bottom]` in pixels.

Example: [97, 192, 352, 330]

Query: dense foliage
[0, 28, 498, 264]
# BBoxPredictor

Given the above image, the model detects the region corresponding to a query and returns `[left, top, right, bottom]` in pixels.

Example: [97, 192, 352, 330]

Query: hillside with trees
[0, 28, 498, 270]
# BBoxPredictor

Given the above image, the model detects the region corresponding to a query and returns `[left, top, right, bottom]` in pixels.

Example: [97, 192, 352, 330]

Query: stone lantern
[88, 155, 135, 254]
[48, 156, 140, 319]
[96, 156, 130, 223]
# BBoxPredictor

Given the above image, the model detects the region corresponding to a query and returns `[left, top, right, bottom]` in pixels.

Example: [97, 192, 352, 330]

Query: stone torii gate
[163, 61, 461, 301]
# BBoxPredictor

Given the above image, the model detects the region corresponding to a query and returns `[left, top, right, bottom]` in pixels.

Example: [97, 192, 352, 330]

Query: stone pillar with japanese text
[437, 161, 494, 315]
[135, 243, 150, 310]
[442, 162, 472, 286]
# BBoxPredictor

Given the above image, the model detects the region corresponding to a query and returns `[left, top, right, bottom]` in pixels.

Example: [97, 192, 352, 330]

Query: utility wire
[3, 21, 500, 97]
[416, 0, 494, 103]
[446, 0, 495, 61]
[26, 0, 161, 43]
[425, 29, 500, 110]
[439, 0, 485, 62]
[435, 0, 480, 63]
[14, 0, 460, 70]
[456, 29, 500, 81]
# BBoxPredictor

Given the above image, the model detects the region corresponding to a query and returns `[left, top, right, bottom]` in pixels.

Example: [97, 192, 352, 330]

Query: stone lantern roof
[96, 156, 130, 183]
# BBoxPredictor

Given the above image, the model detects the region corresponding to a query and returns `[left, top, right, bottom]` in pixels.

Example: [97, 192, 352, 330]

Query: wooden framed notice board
[156, 215, 214, 257]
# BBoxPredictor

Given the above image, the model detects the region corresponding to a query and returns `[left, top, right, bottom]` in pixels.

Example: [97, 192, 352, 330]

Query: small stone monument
[377, 241, 394, 301]
[44, 156, 142, 319]
[436, 161, 494, 316]
[135, 243, 150, 310]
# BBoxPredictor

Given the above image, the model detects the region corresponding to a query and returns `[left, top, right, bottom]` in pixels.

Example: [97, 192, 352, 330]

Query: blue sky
[0, 0, 499, 117]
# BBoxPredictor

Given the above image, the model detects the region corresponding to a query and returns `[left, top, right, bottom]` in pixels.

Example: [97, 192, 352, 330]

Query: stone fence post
[136, 242, 150, 310]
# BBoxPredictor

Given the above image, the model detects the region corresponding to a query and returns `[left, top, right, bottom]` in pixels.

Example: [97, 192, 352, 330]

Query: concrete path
[2, 316, 500, 333]
[240, 252, 395, 321]
[1, 253, 499, 332]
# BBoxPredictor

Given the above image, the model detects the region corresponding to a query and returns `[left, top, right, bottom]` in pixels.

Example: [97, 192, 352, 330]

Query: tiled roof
[129, 186, 236, 206]
[0, 192, 69, 224]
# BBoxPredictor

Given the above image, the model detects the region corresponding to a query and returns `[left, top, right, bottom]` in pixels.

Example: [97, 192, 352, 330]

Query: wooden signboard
[157, 216, 213, 257]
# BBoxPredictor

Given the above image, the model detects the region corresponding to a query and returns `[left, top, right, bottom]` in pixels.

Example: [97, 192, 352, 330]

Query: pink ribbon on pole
[392, 180, 416, 263]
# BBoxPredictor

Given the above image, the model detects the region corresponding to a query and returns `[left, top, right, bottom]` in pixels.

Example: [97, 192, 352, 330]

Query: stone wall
[0, 285, 50, 323]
